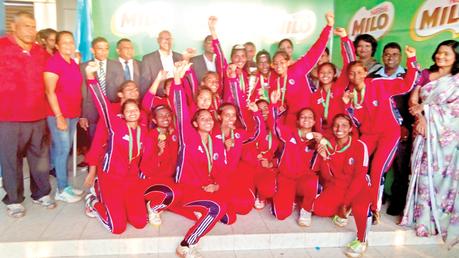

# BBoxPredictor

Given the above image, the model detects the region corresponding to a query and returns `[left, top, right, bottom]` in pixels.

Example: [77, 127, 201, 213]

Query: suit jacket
[139, 50, 182, 97]
[190, 54, 209, 83]
[81, 59, 125, 123]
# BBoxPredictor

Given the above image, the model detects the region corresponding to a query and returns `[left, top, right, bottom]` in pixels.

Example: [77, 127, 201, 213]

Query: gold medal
[158, 134, 166, 141]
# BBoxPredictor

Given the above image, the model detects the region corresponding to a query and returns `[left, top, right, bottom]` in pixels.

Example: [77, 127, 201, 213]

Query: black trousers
[0, 120, 51, 204]
[387, 137, 412, 215]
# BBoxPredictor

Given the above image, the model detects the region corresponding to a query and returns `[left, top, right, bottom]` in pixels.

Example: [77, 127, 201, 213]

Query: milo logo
[347, 2, 395, 41]
[411, 0, 459, 41]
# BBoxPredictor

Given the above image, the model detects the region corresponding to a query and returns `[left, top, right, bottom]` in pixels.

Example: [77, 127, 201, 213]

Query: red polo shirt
[0, 36, 49, 122]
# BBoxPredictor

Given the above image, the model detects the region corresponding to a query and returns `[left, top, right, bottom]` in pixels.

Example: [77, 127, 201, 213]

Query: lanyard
[239, 73, 246, 92]
[277, 75, 288, 105]
[201, 134, 213, 175]
[321, 88, 331, 119]
[256, 131, 272, 153]
[213, 95, 219, 110]
[353, 87, 365, 108]
[323, 136, 352, 156]
[260, 74, 270, 101]
[127, 125, 141, 163]
[222, 128, 235, 147]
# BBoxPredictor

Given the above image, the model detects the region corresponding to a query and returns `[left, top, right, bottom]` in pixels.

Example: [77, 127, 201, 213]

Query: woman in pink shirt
[44, 31, 83, 203]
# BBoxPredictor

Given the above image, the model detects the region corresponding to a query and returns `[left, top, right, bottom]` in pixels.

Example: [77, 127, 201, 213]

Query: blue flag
[75, 0, 93, 63]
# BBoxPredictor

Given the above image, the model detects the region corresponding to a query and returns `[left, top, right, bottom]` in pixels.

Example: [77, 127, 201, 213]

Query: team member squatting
[83, 63, 177, 234]
[314, 114, 372, 257]
[172, 62, 232, 258]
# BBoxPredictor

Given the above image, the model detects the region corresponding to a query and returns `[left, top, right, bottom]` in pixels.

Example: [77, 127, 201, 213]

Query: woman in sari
[401, 40, 459, 247]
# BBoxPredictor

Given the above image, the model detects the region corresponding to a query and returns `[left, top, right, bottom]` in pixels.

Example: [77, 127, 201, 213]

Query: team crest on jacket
[372, 100, 378, 107]
[289, 79, 295, 85]
[172, 135, 177, 141]
[348, 157, 355, 165]
[235, 132, 240, 139]
[213, 153, 219, 160]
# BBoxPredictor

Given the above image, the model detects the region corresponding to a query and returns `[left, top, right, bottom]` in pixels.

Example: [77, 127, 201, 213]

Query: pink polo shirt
[45, 52, 83, 118]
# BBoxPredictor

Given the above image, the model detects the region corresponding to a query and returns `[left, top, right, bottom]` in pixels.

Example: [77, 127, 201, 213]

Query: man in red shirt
[0, 11, 55, 218]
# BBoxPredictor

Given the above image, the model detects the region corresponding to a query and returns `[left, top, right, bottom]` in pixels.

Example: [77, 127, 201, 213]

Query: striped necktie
[98, 61, 107, 95]
[124, 60, 131, 80]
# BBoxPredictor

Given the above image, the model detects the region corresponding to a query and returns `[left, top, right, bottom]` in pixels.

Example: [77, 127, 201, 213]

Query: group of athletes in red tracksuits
[82, 11, 418, 258]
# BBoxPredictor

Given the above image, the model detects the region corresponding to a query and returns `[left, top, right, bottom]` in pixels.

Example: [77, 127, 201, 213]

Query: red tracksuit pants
[244, 162, 277, 201]
[312, 184, 372, 242]
[361, 133, 400, 211]
[91, 174, 148, 234]
[272, 173, 319, 220]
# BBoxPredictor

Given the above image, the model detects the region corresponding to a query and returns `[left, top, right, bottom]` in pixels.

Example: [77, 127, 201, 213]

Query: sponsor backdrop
[89, 0, 334, 61]
[333, 0, 458, 68]
[83, 0, 457, 68]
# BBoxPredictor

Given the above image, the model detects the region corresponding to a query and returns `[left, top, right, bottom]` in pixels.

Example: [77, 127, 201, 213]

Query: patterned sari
[401, 72, 459, 247]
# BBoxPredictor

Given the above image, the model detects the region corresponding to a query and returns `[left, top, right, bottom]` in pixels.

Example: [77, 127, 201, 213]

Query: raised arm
[85, 62, 117, 129]
[209, 16, 228, 88]
[293, 12, 334, 75]
[224, 64, 251, 129]
[141, 70, 168, 111]
[333, 28, 355, 94]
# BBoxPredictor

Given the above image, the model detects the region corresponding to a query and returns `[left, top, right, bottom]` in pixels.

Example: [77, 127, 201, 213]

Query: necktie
[124, 60, 131, 80]
[98, 61, 107, 95]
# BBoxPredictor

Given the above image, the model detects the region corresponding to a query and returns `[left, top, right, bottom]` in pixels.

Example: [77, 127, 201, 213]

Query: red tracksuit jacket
[345, 57, 418, 135]
[310, 36, 355, 132]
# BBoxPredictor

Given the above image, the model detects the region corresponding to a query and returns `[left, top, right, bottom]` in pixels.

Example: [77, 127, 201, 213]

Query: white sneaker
[6, 203, 25, 218]
[343, 239, 368, 257]
[32, 195, 56, 209]
[55, 186, 82, 203]
[298, 208, 312, 227]
[254, 197, 265, 210]
[84, 194, 96, 218]
[176, 244, 203, 258]
[147, 201, 162, 226]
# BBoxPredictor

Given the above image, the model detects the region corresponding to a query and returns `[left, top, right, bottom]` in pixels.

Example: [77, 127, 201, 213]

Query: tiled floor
[0, 162, 458, 257]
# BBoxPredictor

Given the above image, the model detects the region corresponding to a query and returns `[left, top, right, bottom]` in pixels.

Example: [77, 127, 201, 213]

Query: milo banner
[334, 0, 458, 68]
[89, 0, 333, 61]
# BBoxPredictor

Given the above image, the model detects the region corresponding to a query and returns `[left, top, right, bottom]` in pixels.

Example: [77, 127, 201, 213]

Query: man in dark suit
[79, 37, 124, 140]
[190, 35, 215, 83]
[139, 30, 182, 97]
[116, 38, 141, 101]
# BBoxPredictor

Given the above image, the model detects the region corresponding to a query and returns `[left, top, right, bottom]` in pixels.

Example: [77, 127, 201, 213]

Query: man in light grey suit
[139, 30, 182, 97]
[79, 37, 124, 140]
[116, 38, 141, 101]
[190, 35, 216, 83]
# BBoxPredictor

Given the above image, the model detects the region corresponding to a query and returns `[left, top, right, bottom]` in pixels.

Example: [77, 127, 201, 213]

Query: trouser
[144, 177, 182, 214]
[312, 184, 372, 242]
[224, 161, 257, 215]
[91, 174, 148, 234]
[177, 185, 229, 245]
[0, 120, 51, 205]
[388, 137, 412, 214]
[272, 173, 319, 220]
[47, 117, 79, 191]
[251, 165, 277, 200]
[361, 133, 400, 211]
